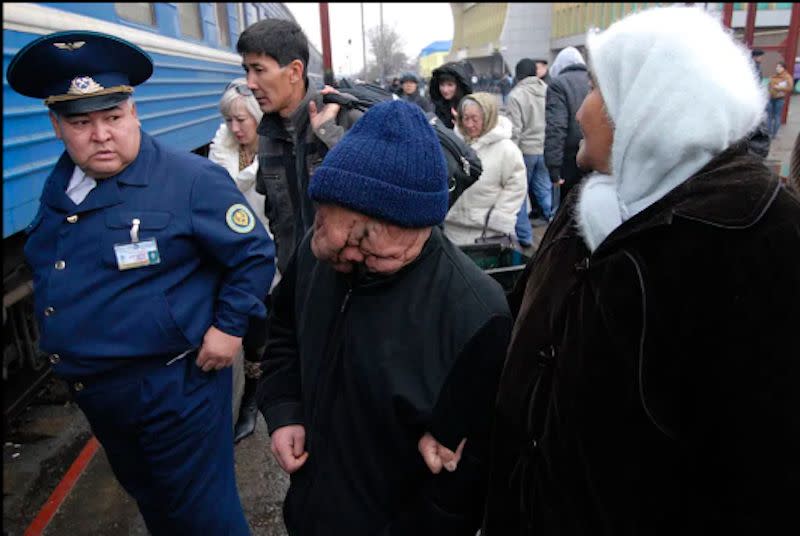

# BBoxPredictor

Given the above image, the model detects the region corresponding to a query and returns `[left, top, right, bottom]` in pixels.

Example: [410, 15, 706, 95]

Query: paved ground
[40, 413, 289, 536]
[3, 374, 288, 536]
[767, 93, 800, 176]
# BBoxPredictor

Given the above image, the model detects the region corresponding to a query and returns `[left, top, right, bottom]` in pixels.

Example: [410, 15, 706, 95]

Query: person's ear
[288, 59, 304, 85]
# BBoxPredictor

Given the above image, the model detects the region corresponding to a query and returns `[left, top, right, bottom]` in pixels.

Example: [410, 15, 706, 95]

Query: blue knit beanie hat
[308, 99, 448, 227]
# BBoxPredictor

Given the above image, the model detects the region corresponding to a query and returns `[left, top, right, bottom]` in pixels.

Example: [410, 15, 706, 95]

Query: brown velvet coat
[482, 143, 800, 535]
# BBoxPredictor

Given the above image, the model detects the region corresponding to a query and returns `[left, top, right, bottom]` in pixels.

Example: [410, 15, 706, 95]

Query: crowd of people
[8, 5, 800, 536]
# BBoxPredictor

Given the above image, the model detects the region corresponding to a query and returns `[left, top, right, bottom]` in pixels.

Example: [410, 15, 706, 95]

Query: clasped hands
[270, 425, 466, 475]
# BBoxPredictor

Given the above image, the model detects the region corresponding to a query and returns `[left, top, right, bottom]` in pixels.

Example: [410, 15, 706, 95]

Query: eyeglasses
[225, 82, 253, 96]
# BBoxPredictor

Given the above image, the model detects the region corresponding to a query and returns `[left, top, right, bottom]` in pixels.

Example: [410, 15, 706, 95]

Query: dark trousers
[67, 354, 249, 535]
[767, 97, 785, 138]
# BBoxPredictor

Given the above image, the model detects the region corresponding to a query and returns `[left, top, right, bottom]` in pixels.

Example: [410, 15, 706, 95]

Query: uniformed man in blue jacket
[7, 31, 275, 535]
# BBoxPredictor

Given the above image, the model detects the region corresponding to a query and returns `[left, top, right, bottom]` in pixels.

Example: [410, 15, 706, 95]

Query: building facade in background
[552, 3, 795, 75]
[418, 40, 452, 79]
[449, 3, 795, 79]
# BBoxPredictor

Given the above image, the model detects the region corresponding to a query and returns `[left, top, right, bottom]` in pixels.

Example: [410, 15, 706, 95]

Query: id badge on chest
[113, 218, 161, 271]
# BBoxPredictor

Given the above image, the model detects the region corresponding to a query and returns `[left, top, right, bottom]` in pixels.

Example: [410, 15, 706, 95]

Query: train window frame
[215, 3, 231, 48]
[115, 3, 156, 27]
[177, 3, 204, 41]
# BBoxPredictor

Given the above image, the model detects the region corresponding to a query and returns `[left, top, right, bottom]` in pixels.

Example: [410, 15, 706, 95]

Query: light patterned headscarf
[457, 92, 498, 143]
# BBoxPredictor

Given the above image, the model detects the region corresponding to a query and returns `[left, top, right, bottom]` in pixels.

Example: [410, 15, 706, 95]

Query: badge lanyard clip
[130, 218, 140, 243]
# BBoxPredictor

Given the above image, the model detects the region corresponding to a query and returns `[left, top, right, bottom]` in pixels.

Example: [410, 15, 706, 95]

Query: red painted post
[780, 3, 800, 123]
[722, 3, 733, 29]
[319, 3, 333, 85]
[744, 3, 757, 47]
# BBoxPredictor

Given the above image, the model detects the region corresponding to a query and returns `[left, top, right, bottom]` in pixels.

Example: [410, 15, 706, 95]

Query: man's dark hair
[778, 60, 787, 69]
[751, 48, 765, 58]
[533, 58, 548, 66]
[237, 19, 309, 81]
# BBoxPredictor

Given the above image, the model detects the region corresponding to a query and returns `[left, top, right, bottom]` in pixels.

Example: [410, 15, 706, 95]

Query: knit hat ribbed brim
[309, 99, 448, 227]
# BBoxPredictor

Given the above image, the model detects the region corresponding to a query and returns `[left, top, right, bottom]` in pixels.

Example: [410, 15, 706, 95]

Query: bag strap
[481, 207, 494, 239]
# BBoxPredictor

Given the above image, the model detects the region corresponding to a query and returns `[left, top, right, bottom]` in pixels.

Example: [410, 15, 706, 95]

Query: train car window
[115, 3, 155, 26]
[178, 3, 203, 40]
[216, 3, 231, 47]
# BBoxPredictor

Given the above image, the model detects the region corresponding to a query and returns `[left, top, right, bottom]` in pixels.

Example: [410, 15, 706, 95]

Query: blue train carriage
[2, 2, 323, 417]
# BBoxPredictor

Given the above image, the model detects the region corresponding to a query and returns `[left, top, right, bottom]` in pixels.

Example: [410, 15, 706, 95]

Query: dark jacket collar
[595, 142, 781, 255]
[344, 225, 443, 292]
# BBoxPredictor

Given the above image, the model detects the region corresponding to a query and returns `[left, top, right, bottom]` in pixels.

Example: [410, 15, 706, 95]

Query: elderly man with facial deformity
[256, 100, 512, 536]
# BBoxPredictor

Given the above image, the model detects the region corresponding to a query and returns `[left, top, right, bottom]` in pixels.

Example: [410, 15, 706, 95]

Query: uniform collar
[115, 130, 153, 186]
[43, 129, 152, 213]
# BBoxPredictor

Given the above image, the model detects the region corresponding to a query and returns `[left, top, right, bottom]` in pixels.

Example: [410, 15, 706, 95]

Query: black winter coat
[401, 91, 433, 113]
[544, 63, 590, 198]
[429, 63, 473, 129]
[258, 227, 512, 536]
[482, 144, 800, 535]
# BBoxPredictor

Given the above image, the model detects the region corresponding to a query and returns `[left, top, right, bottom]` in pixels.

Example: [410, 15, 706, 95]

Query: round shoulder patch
[226, 203, 256, 234]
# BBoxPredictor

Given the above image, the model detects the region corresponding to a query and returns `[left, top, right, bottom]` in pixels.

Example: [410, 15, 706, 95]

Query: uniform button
[44, 306, 55, 316]
[319, 128, 326, 135]
[73, 382, 84, 392]
[66, 214, 78, 223]
[54, 260, 66, 270]
[49, 354, 60, 364]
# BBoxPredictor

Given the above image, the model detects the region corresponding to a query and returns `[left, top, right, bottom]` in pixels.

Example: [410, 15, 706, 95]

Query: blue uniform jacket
[24, 132, 276, 377]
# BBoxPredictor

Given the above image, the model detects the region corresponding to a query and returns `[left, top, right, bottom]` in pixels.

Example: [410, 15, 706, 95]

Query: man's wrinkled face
[310, 204, 431, 274]
[50, 100, 141, 179]
[402, 80, 418, 95]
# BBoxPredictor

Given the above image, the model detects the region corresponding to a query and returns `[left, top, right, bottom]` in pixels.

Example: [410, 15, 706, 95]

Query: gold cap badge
[68, 76, 105, 96]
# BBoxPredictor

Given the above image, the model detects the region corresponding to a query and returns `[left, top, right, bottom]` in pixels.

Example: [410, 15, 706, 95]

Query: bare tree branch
[365, 24, 410, 83]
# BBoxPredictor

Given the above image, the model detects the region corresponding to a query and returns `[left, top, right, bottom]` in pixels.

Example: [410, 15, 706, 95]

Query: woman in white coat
[444, 92, 528, 245]
[209, 78, 270, 444]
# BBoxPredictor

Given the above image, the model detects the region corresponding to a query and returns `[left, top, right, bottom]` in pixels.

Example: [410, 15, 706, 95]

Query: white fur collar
[575, 173, 622, 252]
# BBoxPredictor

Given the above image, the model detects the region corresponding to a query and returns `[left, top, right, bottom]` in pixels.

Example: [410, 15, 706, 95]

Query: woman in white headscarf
[483, 6, 800, 535]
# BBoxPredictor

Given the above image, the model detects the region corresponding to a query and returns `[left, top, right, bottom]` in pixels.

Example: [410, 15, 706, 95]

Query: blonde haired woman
[210, 78, 272, 443]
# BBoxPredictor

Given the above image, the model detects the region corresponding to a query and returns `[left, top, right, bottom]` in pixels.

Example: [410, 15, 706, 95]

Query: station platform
[36, 412, 289, 536]
[4, 390, 289, 536]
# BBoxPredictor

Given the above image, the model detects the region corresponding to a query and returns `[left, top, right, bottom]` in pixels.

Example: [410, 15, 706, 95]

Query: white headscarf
[550, 46, 585, 78]
[575, 7, 766, 252]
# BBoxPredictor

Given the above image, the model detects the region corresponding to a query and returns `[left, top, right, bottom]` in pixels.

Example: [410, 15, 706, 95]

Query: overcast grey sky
[285, 3, 454, 77]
